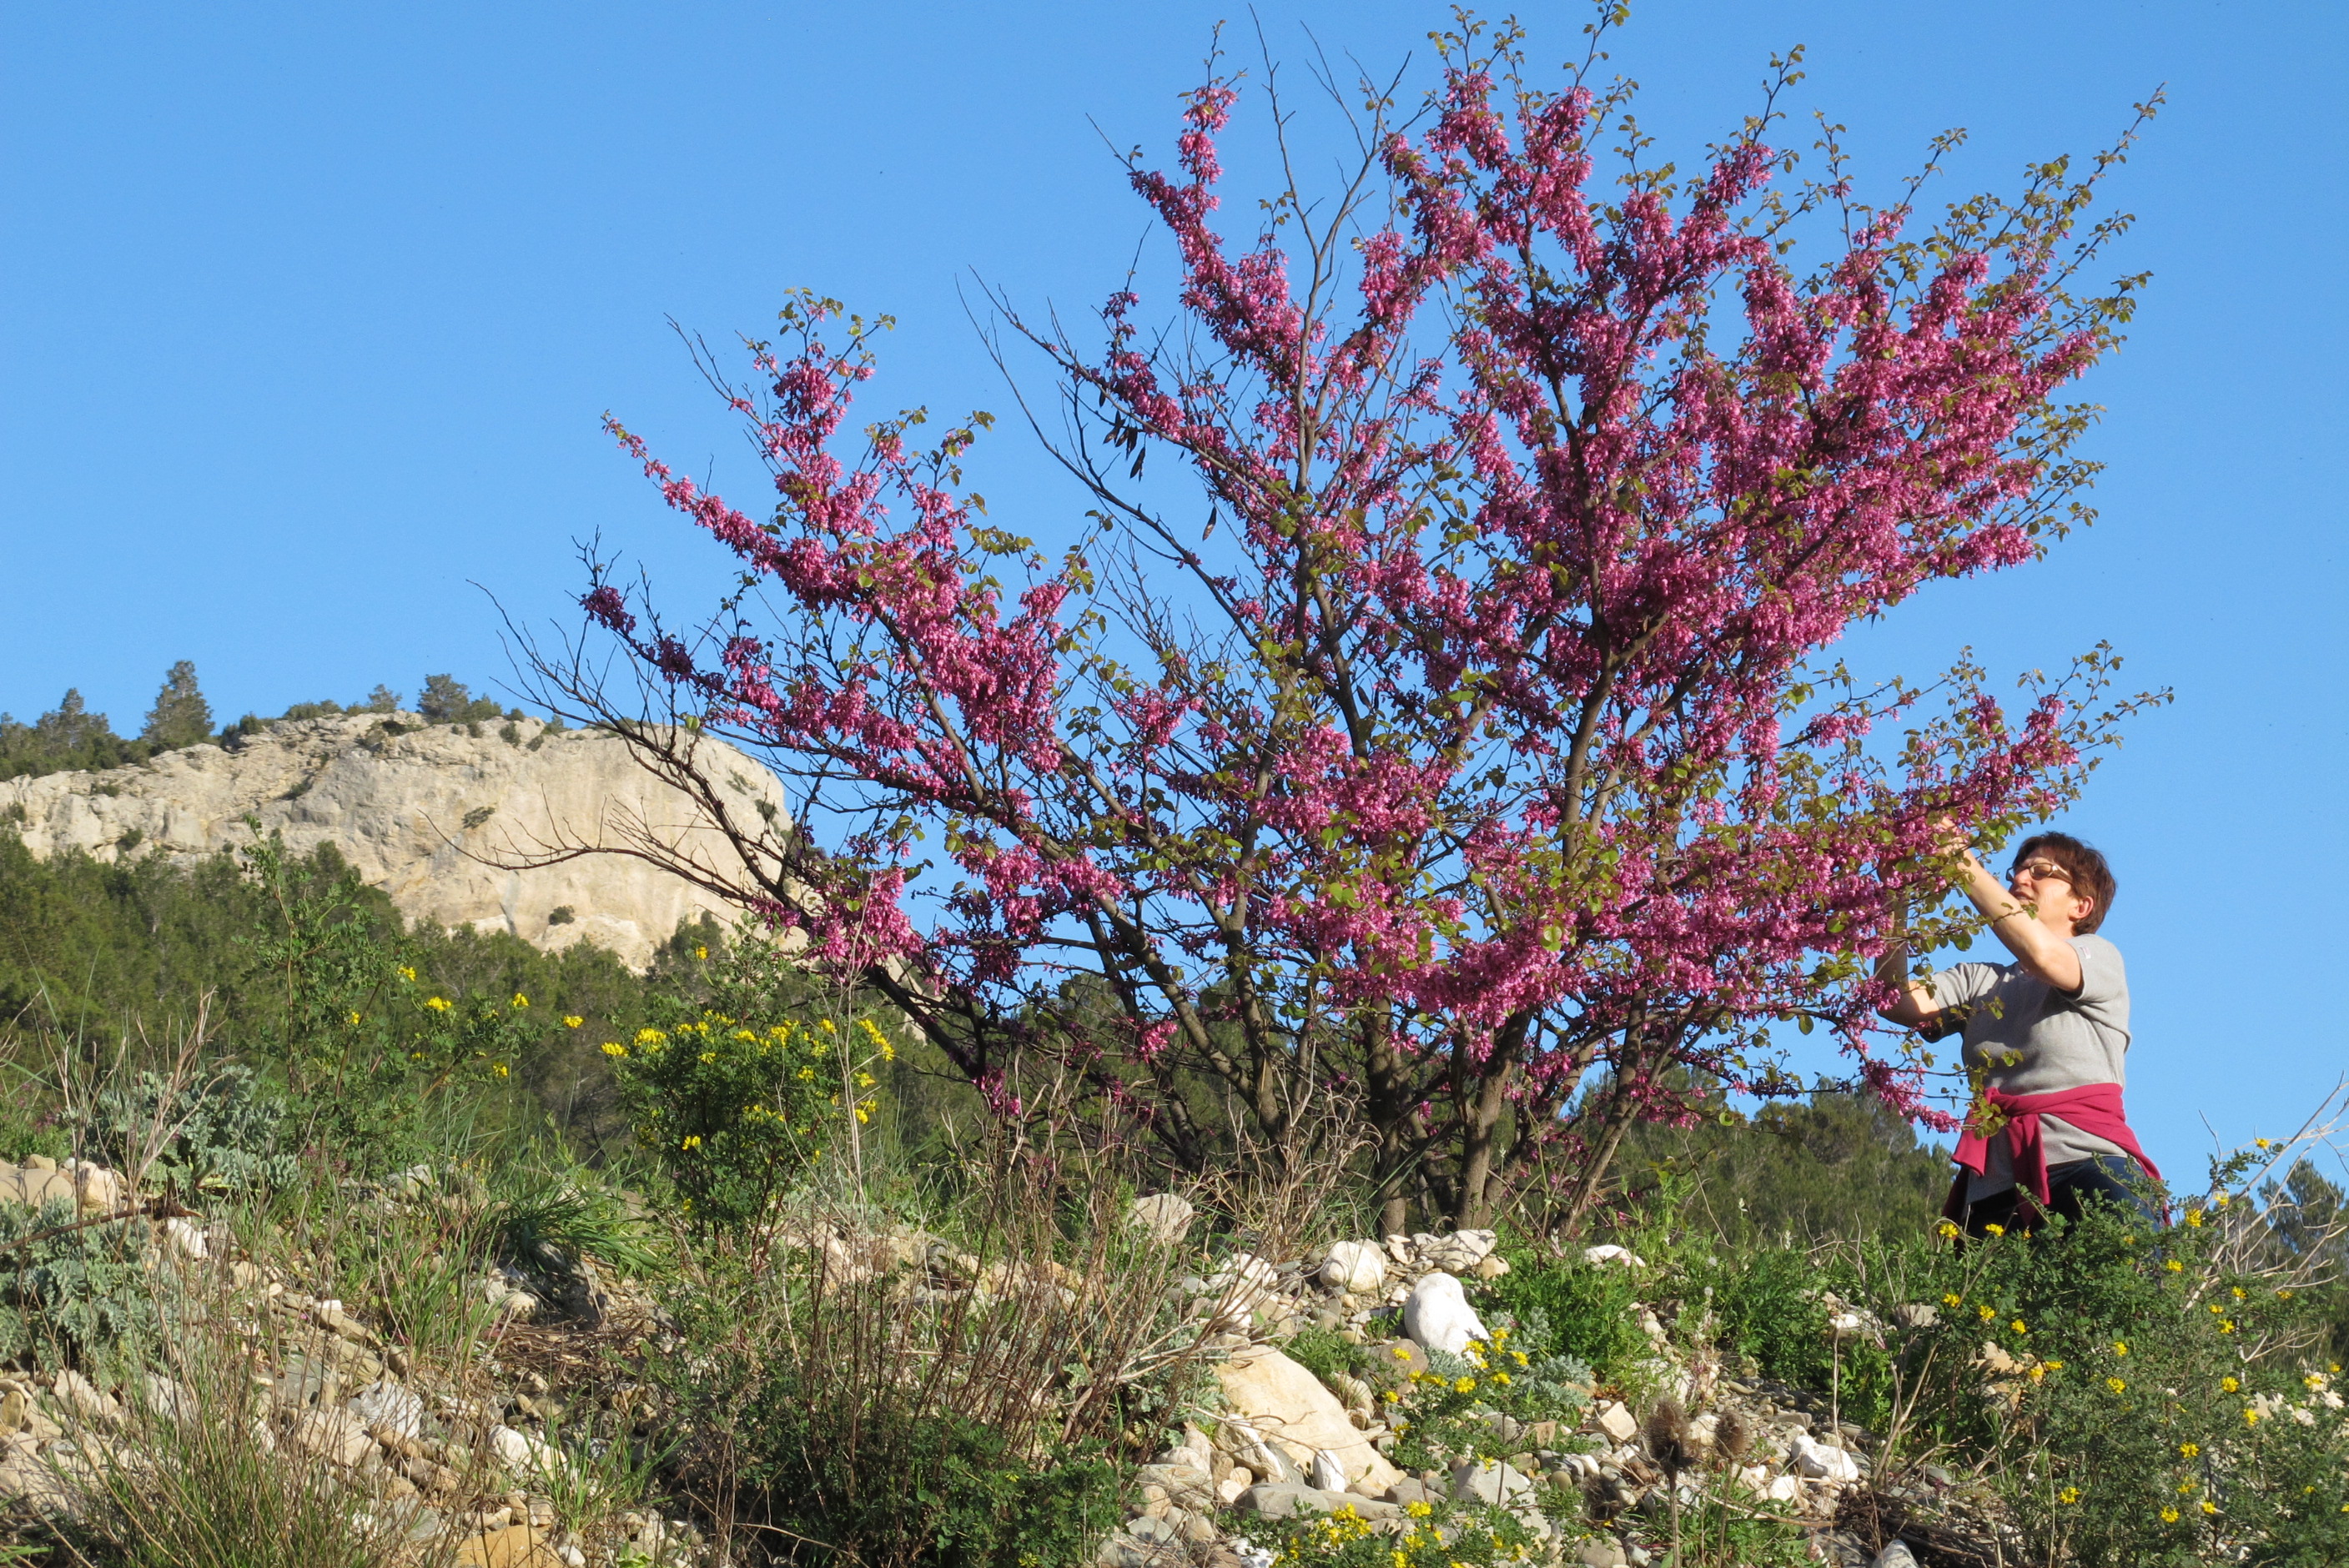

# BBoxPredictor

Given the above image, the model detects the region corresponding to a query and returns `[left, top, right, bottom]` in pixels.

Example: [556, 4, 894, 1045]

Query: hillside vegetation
[0, 830, 2341, 1568]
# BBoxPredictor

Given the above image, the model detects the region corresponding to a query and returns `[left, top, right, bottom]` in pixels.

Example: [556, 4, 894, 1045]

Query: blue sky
[5, 2, 2344, 1179]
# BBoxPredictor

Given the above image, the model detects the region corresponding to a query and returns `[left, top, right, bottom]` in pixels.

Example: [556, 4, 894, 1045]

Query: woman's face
[2009, 854, 2092, 932]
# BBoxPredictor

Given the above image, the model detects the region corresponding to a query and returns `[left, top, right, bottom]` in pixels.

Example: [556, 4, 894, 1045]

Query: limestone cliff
[0, 713, 786, 969]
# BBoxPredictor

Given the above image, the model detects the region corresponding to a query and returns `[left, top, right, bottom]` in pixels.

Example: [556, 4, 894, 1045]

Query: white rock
[50, 1370, 118, 1425]
[1318, 1241, 1387, 1294]
[490, 1423, 565, 1479]
[1582, 1244, 1645, 1269]
[1790, 1434, 1862, 1485]
[163, 1217, 209, 1261]
[1765, 1473, 1805, 1502]
[1213, 1349, 1401, 1494]
[1205, 1254, 1281, 1317]
[1587, 1400, 1638, 1445]
[140, 1375, 197, 1425]
[0, 713, 793, 970]
[1127, 1194, 1195, 1245]
[1308, 1449, 1348, 1491]
[289, 1408, 371, 1467]
[1871, 1545, 1920, 1568]
[348, 1379, 424, 1440]
[1402, 1272, 1487, 1355]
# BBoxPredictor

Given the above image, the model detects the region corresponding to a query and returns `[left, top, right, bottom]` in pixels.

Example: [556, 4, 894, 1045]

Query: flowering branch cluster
[570, 16, 2159, 1226]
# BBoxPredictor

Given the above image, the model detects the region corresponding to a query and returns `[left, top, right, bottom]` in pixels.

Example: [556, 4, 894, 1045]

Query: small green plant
[607, 933, 889, 1232]
[0, 1197, 158, 1367]
[1381, 1324, 1592, 1473]
[62, 1306, 451, 1568]
[1480, 1247, 1645, 1382]
[1259, 1496, 1542, 1566]
[88, 1062, 296, 1195]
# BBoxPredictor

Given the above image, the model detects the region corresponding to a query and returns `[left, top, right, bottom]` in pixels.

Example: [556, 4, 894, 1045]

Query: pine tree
[140, 661, 213, 751]
[417, 675, 470, 723]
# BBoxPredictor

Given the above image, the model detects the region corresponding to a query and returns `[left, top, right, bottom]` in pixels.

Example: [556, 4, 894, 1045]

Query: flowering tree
[536, 18, 2159, 1229]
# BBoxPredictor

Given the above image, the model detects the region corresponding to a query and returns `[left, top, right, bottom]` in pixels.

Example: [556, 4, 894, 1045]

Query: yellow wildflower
[492, 1063, 509, 1078]
[563, 1015, 583, 1028]
[601, 1042, 626, 1058]
[398, 965, 417, 981]
[1979, 1304, 1997, 1323]
[2106, 1378, 2127, 1395]
[636, 1027, 667, 1045]
[2165, 1259, 2184, 1272]
[347, 1011, 362, 1026]
[1943, 1294, 1963, 1309]
[2178, 1479, 2196, 1495]
[2180, 1442, 2200, 1458]
[2160, 1505, 2180, 1523]
[1454, 1377, 1475, 1394]
[2231, 1285, 2246, 1300]
[2221, 1376, 2241, 1394]
[2057, 1487, 2080, 1505]
[511, 993, 529, 1008]
[2257, 1137, 2272, 1148]
[1983, 1223, 2006, 1238]
[2012, 1319, 2028, 1335]
[425, 996, 451, 1013]
[2186, 1209, 2206, 1228]
[2245, 1408, 2259, 1426]
[695, 945, 708, 961]
[2113, 1341, 2129, 1357]
[681, 1135, 702, 1150]
[1935, 1219, 1960, 1239]
[2201, 1500, 2218, 1515]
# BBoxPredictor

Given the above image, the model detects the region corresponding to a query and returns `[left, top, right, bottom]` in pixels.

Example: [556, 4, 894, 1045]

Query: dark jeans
[1960, 1154, 2160, 1239]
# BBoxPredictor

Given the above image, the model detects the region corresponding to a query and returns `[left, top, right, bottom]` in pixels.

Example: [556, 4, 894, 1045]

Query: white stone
[1764, 1474, 1804, 1502]
[1319, 1241, 1387, 1294]
[289, 1408, 371, 1467]
[141, 1375, 197, 1425]
[1308, 1449, 1348, 1491]
[1205, 1254, 1281, 1317]
[1870, 1545, 1920, 1568]
[1790, 1434, 1862, 1485]
[1582, 1244, 1645, 1269]
[1402, 1272, 1487, 1354]
[348, 1379, 425, 1440]
[1587, 1400, 1638, 1445]
[490, 1423, 565, 1480]
[50, 1371, 118, 1425]
[0, 714, 793, 969]
[1214, 1348, 1401, 1494]
[163, 1217, 209, 1261]
[1127, 1194, 1195, 1245]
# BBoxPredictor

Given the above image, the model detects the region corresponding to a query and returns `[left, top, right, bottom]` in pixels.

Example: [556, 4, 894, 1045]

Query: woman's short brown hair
[2012, 832, 2115, 934]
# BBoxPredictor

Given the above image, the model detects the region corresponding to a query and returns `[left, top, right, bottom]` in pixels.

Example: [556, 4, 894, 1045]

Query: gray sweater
[1931, 933, 2132, 1201]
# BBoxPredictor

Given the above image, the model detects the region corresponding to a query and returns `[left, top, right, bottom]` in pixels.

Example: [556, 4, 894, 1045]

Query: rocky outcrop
[0, 714, 787, 969]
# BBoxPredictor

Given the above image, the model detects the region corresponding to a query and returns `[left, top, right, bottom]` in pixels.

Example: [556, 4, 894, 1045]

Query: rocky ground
[0, 1168, 2005, 1567]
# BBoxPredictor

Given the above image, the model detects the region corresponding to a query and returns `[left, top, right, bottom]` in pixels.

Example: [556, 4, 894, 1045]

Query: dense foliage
[562, 12, 2163, 1234]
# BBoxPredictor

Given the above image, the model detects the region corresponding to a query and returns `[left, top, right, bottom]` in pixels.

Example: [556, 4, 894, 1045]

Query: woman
[1876, 832, 2160, 1237]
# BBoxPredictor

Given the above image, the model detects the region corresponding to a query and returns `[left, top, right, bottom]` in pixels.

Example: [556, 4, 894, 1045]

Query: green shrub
[1260, 1495, 1542, 1566]
[0, 1197, 158, 1367]
[608, 935, 888, 1232]
[1383, 1324, 1592, 1474]
[711, 1359, 1122, 1568]
[1889, 1193, 2349, 1568]
[1481, 1249, 1645, 1381]
[88, 1063, 296, 1195]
